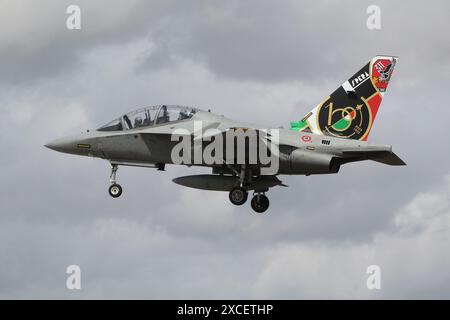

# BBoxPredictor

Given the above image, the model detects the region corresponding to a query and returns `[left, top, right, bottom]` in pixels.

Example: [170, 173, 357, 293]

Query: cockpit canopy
[97, 105, 199, 132]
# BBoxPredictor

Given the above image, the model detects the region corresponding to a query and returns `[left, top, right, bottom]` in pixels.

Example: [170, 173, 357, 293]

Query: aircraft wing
[193, 126, 271, 141]
[341, 147, 406, 166]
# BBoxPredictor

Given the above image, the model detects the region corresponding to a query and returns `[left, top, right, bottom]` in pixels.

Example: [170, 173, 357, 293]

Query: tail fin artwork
[291, 56, 398, 141]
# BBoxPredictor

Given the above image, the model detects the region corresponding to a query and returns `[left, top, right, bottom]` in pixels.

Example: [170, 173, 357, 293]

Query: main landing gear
[108, 164, 122, 198]
[228, 166, 270, 213]
[229, 186, 248, 205]
[250, 193, 269, 213]
[228, 188, 270, 213]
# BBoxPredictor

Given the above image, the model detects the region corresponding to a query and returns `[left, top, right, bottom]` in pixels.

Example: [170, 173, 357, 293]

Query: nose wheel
[250, 193, 269, 213]
[108, 164, 123, 198]
[108, 183, 122, 198]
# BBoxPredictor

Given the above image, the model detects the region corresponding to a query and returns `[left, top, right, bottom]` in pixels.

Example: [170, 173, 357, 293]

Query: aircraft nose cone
[45, 136, 78, 154]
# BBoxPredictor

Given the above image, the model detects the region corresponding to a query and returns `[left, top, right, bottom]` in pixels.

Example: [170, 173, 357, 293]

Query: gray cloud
[138, 0, 450, 83]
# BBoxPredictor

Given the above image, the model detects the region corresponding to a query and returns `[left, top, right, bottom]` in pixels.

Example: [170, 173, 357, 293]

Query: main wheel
[108, 183, 122, 198]
[251, 194, 269, 213]
[229, 186, 248, 205]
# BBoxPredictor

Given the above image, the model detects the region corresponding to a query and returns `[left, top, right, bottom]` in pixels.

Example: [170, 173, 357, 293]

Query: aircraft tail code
[290, 56, 398, 141]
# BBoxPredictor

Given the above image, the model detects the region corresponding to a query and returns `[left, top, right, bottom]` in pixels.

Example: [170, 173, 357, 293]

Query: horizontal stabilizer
[371, 152, 406, 166]
[341, 146, 406, 166]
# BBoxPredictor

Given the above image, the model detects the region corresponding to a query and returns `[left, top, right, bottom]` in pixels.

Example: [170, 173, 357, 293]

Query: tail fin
[291, 55, 398, 141]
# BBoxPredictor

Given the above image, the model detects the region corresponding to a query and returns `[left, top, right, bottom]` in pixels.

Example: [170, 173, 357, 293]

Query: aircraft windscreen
[155, 105, 197, 125]
[97, 118, 123, 132]
[97, 105, 199, 132]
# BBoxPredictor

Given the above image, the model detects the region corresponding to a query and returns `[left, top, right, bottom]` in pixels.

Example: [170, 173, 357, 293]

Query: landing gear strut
[227, 165, 271, 212]
[251, 193, 269, 213]
[108, 164, 122, 198]
[228, 165, 250, 205]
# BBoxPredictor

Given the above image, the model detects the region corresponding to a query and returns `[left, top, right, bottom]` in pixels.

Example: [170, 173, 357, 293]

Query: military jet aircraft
[46, 55, 405, 213]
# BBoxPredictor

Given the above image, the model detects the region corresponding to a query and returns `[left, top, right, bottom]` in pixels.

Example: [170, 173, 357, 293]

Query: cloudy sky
[1, 0, 449, 299]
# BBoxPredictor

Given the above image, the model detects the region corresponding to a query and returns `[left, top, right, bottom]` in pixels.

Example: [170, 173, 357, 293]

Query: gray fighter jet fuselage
[46, 56, 405, 213]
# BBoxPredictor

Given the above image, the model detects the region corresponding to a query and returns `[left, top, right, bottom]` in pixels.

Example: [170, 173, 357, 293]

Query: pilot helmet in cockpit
[134, 116, 143, 128]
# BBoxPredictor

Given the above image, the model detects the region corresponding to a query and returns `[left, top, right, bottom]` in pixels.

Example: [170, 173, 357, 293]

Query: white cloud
[252, 175, 450, 299]
[0, 172, 449, 299]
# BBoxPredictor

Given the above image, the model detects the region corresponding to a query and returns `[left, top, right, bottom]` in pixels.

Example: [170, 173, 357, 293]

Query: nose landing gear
[108, 164, 122, 198]
[108, 183, 122, 198]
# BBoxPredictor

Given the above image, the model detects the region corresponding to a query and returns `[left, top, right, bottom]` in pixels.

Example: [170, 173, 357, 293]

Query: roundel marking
[301, 135, 312, 142]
